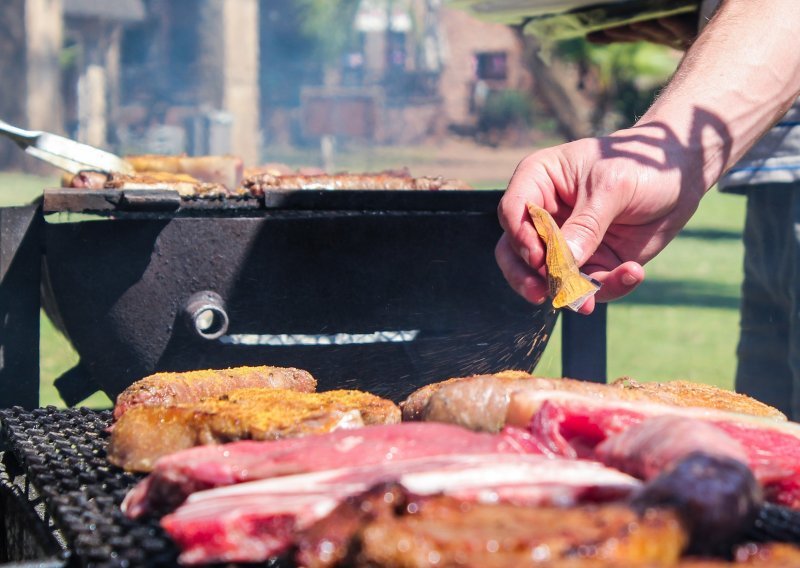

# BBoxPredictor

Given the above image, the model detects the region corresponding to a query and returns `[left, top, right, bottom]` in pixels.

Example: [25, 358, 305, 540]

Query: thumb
[559, 197, 618, 266]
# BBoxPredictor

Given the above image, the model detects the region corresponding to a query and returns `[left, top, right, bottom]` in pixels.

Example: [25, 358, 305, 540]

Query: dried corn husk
[527, 202, 600, 311]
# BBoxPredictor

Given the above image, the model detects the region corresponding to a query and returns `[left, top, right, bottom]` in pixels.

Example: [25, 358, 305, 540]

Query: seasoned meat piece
[113, 365, 316, 420]
[404, 374, 786, 433]
[406, 373, 647, 432]
[242, 172, 473, 196]
[298, 485, 686, 568]
[400, 370, 531, 421]
[108, 388, 400, 472]
[65, 170, 110, 189]
[104, 171, 227, 197]
[126, 154, 243, 188]
[612, 377, 786, 420]
[66, 170, 229, 196]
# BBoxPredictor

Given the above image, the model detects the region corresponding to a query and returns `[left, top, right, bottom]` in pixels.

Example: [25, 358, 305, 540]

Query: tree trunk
[523, 36, 593, 142]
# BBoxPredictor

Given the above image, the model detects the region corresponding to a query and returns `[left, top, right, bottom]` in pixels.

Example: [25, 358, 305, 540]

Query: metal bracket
[561, 303, 607, 383]
[0, 204, 42, 408]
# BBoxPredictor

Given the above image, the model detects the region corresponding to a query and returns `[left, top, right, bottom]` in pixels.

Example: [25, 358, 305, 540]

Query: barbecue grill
[3, 404, 800, 567]
[0, 185, 611, 565]
[1, 187, 607, 407]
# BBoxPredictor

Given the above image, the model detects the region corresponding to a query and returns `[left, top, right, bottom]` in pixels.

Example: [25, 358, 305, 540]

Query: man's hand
[498, 0, 800, 314]
[587, 14, 698, 50]
[496, 124, 707, 314]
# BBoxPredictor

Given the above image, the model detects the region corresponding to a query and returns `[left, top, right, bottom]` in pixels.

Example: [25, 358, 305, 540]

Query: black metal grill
[6, 405, 800, 567]
[0, 406, 178, 567]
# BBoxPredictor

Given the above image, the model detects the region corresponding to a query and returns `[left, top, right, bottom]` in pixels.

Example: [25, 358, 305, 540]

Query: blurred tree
[295, 0, 362, 61]
[522, 34, 680, 141]
[557, 37, 679, 132]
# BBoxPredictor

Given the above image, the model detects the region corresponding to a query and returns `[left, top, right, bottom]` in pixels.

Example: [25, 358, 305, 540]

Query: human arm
[497, 0, 800, 313]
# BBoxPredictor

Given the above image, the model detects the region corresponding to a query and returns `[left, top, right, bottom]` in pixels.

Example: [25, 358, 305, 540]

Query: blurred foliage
[295, 0, 362, 61]
[478, 89, 534, 132]
[555, 38, 680, 131]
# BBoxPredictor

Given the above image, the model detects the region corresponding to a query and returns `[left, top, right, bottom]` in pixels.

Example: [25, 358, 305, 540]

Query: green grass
[0, 169, 746, 407]
[533, 189, 746, 390]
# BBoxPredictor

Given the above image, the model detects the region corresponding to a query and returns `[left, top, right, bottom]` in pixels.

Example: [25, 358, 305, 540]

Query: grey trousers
[735, 183, 800, 418]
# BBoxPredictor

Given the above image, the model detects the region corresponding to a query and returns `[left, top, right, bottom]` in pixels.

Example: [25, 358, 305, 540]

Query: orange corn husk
[527, 202, 600, 311]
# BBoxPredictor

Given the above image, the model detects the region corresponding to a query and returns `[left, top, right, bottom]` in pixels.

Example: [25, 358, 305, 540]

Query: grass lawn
[0, 165, 745, 407]
[534, 189, 745, 390]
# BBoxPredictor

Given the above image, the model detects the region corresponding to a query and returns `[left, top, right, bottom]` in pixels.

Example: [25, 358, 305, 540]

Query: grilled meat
[122, 422, 536, 518]
[596, 416, 750, 481]
[510, 389, 800, 508]
[298, 484, 686, 568]
[242, 172, 472, 196]
[611, 377, 786, 419]
[113, 365, 316, 420]
[400, 370, 531, 421]
[66, 170, 229, 196]
[125, 154, 243, 188]
[680, 543, 800, 566]
[402, 373, 785, 432]
[160, 455, 639, 565]
[108, 388, 400, 472]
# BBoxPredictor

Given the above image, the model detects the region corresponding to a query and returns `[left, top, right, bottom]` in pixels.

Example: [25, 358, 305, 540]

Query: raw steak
[510, 390, 800, 507]
[161, 454, 640, 565]
[123, 422, 538, 518]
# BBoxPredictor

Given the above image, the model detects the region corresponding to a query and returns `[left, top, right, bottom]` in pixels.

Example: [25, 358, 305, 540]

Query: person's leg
[735, 185, 793, 416]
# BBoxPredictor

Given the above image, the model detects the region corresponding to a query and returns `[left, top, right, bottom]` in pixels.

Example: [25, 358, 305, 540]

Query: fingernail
[622, 273, 638, 286]
[519, 247, 530, 265]
[566, 240, 582, 262]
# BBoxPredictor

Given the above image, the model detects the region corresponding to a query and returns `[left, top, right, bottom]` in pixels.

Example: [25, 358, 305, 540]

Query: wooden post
[25, 0, 64, 133]
[0, 0, 63, 171]
[197, 0, 260, 166]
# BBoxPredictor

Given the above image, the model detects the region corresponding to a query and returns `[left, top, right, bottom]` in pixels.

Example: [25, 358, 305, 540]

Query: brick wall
[438, 8, 532, 126]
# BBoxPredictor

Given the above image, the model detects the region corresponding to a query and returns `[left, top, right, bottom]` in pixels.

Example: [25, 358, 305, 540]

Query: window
[475, 52, 508, 81]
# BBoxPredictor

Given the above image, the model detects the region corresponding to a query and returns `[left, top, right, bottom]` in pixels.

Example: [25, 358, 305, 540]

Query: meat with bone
[122, 422, 536, 519]
[160, 453, 640, 565]
[297, 483, 685, 568]
[402, 373, 785, 433]
[242, 172, 472, 196]
[508, 390, 800, 507]
[113, 365, 317, 420]
[109, 388, 400, 472]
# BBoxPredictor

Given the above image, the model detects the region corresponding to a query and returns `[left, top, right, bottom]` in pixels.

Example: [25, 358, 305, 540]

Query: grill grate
[4, 406, 800, 567]
[0, 406, 178, 567]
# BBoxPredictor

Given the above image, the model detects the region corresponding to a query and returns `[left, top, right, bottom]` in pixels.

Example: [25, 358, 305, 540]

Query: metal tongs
[0, 118, 134, 175]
